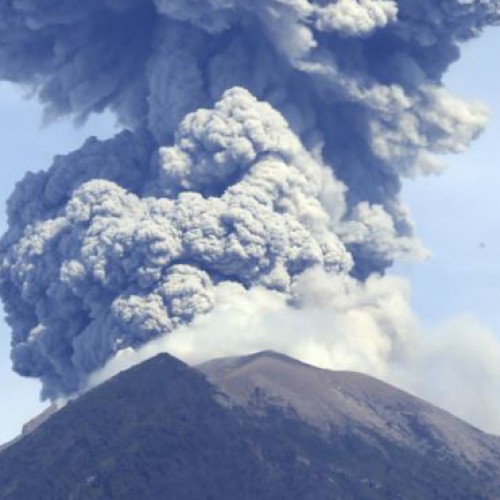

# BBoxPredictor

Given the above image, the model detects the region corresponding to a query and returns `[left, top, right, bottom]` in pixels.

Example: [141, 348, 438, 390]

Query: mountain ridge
[1, 351, 499, 499]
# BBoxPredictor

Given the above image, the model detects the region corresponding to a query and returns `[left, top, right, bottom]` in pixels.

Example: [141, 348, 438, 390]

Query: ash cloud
[0, 0, 499, 407]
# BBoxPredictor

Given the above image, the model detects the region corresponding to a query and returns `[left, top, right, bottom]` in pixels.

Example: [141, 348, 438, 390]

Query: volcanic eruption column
[0, 1, 498, 402]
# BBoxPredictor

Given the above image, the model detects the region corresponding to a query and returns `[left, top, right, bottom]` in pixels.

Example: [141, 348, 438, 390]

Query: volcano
[1, 351, 499, 499]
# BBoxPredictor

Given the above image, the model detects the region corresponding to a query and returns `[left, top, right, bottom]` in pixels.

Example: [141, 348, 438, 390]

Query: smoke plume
[0, 0, 498, 429]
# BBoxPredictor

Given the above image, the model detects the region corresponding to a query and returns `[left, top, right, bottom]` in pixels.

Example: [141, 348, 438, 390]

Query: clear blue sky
[395, 28, 500, 335]
[0, 28, 499, 444]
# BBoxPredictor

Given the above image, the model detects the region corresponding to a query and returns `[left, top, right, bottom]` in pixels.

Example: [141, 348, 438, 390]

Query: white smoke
[90, 271, 500, 434]
[89, 267, 418, 394]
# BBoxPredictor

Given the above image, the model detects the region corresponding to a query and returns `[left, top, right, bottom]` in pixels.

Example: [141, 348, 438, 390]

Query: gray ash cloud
[0, 0, 498, 398]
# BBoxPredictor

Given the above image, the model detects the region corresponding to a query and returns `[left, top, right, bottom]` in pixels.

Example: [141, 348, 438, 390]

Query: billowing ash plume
[0, 0, 498, 399]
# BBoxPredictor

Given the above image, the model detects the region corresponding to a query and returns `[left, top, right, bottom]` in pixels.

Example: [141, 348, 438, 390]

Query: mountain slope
[200, 351, 500, 498]
[199, 351, 500, 471]
[1, 352, 499, 499]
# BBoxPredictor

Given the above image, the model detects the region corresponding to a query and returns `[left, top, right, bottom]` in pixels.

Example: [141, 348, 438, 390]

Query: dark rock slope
[1, 351, 499, 499]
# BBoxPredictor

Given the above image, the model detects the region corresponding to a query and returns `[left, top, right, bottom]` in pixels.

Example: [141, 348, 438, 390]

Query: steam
[0, 0, 499, 430]
[91, 269, 418, 379]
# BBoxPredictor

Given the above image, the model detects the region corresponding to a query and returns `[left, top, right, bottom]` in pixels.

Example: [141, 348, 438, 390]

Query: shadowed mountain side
[1, 352, 499, 499]
[0, 355, 282, 500]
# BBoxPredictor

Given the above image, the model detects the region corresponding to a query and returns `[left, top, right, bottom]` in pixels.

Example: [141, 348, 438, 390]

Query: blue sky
[395, 28, 500, 335]
[0, 28, 499, 444]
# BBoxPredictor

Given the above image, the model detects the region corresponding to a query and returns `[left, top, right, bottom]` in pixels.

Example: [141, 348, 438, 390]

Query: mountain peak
[197, 349, 310, 374]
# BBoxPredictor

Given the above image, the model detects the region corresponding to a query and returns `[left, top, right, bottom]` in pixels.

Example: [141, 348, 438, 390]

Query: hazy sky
[0, 28, 499, 445]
